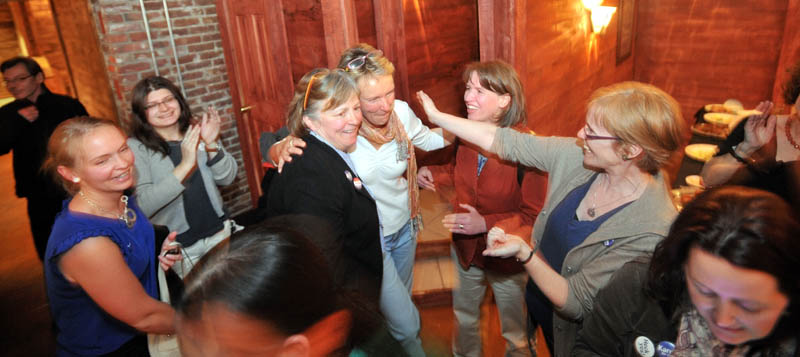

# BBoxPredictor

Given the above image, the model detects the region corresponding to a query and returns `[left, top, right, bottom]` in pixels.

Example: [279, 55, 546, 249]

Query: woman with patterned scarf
[574, 186, 800, 357]
[262, 44, 451, 356]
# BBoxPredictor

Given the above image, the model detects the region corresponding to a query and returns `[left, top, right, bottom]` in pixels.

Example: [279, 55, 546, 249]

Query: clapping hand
[200, 105, 221, 146]
[740, 100, 776, 155]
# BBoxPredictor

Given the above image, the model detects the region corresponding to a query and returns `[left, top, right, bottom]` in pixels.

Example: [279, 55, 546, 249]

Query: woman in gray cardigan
[417, 81, 685, 357]
[128, 76, 238, 278]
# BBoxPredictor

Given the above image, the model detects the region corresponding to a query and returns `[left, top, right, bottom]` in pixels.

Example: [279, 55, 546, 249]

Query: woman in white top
[263, 44, 451, 356]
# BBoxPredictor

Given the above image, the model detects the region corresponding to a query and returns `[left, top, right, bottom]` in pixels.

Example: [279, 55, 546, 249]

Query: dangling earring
[72, 177, 81, 183]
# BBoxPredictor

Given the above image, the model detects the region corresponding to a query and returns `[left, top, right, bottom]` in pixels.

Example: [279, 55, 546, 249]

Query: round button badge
[634, 336, 655, 357]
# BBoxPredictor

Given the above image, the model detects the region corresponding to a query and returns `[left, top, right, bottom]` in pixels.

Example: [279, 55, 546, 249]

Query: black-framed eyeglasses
[583, 126, 620, 141]
[3, 74, 32, 86]
[145, 95, 177, 111]
[344, 50, 383, 72]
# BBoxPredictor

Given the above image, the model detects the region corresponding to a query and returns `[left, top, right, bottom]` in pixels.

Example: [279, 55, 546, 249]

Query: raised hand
[740, 100, 776, 156]
[173, 124, 200, 181]
[442, 203, 487, 235]
[416, 90, 443, 124]
[199, 105, 221, 146]
[417, 166, 436, 191]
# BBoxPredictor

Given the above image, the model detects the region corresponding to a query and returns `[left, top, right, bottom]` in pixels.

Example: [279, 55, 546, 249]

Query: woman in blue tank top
[43, 117, 181, 356]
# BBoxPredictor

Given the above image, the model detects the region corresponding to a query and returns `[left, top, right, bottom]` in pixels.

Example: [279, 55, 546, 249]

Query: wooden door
[216, 0, 294, 205]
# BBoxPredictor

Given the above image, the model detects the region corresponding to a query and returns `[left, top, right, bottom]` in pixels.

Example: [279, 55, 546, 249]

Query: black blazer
[266, 133, 383, 303]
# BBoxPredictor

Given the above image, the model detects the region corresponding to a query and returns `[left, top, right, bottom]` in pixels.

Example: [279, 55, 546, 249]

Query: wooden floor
[0, 153, 549, 356]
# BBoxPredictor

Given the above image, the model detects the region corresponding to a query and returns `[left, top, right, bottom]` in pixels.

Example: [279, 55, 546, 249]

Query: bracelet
[729, 145, 754, 166]
[206, 142, 219, 152]
[517, 245, 537, 264]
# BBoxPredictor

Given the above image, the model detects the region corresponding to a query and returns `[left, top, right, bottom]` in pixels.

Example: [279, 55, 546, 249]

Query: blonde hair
[588, 81, 686, 174]
[43, 116, 123, 195]
[337, 43, 395, 85]
[462, 61, 526, 128]
[286, 68, 359, 137]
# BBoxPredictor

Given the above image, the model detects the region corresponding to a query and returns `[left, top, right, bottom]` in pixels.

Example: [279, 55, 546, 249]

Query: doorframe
[216, 0, 294, 206]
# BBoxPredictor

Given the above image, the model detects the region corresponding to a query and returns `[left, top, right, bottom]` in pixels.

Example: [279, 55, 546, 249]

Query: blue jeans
[380, 220, 424, 356]
[383, 219, 417, 293]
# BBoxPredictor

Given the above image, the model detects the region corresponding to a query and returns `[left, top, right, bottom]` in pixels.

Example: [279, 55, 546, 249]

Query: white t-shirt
[350, 100, 445, 236]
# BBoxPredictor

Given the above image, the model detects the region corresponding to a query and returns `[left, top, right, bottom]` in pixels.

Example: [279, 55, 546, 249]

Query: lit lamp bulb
[582, 0, 603, 8]
[590, 5, 616, 33]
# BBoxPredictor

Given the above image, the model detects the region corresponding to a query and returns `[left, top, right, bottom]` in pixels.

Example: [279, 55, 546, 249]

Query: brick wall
[90, 0, 251, 215]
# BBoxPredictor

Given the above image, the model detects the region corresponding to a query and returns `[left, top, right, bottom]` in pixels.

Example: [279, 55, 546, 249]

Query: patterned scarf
[672, 306, 796, 357]
[358, 111, 422, 233]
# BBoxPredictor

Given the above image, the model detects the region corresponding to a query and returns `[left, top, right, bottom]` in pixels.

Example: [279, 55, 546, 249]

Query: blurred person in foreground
[176, 219, 404, 356]
[574, 186, 800, 356]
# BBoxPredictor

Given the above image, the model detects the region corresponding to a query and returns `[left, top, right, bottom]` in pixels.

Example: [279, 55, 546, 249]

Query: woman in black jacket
[266, 68, 383, 307]
[574, 186, 800, 356]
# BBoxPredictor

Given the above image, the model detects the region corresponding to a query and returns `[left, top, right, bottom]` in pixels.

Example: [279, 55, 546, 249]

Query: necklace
[785, 115, 800, 151]
[587, 175, 643, 218]
[78, 191, 137, 229]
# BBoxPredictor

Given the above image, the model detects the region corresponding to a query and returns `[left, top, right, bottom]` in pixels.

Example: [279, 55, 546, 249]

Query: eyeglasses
[583, 126, 620, 141]
[145, 95, 177, 111]
[344, 50, 383, 72]
[3, 74, 32, 86]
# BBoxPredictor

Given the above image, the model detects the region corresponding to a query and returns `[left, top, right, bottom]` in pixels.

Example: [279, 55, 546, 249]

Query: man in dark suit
[0, 57, 88, 261]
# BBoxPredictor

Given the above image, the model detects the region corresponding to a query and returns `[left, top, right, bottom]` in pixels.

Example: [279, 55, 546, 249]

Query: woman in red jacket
[418, 60, 547, 356]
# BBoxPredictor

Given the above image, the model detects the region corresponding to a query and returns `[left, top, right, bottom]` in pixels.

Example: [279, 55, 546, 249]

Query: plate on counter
[685, 175, 704, 188]
[685, 144, 719, 162]
[692, 122, 729, 139]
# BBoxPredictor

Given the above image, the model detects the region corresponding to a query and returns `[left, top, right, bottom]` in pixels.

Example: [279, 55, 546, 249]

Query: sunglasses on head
[344, 50, 383, 72]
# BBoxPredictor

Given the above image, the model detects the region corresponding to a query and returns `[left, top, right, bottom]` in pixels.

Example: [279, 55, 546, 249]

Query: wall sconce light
[582, 0, 616, 34]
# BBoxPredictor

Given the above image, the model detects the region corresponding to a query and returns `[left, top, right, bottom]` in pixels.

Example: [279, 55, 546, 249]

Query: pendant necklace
[587, 175, 642, 218]
[79, 191, 137, 229]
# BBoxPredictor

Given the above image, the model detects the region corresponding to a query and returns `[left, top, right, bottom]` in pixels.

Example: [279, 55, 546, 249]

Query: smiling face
[576, 108, 626, 170]
[144, 88, 182, 132]
[2, 63, 43, 101]
[685, 247, 789, 345]
[64, 125, 135, 194]
[303, 94, 362, 152]
[358, 74, 395, 128]
[463, 71, 509, 125]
